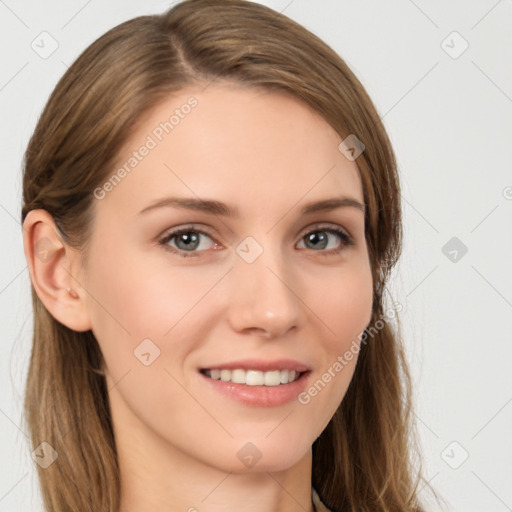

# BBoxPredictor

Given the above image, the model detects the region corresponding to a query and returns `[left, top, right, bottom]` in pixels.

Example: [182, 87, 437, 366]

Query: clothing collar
[312, 487, 332, 512]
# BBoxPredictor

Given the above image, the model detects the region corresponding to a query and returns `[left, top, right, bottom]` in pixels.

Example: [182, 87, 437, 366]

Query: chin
[207, 437, 312, 474]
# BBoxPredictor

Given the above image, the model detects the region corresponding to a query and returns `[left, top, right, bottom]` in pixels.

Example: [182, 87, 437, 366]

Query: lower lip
[199, 371, 311, 407]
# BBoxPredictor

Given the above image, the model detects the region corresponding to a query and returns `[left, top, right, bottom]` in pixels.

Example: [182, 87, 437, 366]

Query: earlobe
[22, 209, 92, 332]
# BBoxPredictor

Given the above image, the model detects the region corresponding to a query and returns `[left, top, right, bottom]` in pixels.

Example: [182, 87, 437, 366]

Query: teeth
[203, 368, 300, 386]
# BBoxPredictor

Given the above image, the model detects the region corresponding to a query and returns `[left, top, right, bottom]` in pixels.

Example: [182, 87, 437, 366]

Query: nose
[227, 244, 301, 339]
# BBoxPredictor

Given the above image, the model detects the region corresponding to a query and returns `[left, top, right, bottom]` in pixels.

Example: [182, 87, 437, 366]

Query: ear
[22, 209, 92, 332]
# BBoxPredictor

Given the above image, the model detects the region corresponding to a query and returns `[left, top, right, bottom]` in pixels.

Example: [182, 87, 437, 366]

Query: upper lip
[200, 358, 311, 373]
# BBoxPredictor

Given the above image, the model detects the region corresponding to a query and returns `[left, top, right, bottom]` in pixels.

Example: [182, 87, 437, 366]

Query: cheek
[83, 246, 226, 417]
[83, 250, 209, 424]
[84, 244, 209, 345]
[301, 259, 373, 414]
[318, 259, 373, 348]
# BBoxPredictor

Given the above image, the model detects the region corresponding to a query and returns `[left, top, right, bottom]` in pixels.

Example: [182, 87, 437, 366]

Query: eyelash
[158, 223, 355, 259]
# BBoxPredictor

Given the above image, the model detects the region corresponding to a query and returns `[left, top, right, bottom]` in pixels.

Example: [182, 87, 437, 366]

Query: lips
[199, 365, 312, 407]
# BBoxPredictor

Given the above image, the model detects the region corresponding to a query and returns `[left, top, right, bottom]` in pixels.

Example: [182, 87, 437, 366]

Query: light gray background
[1, 1, 511, 510]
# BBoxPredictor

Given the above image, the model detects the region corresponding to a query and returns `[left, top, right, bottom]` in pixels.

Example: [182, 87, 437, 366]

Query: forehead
[95, 83, 364, 221]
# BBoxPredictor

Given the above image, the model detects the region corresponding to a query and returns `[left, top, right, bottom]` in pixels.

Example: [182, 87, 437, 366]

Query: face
[79, 83, 373, 474]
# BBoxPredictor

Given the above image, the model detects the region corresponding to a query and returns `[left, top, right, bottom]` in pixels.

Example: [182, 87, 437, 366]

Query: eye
[297, 224, 354, 255]
[158, 226, 218, 258]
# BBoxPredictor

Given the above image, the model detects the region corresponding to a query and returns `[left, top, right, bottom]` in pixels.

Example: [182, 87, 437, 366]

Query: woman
[21, 0, 431, 510]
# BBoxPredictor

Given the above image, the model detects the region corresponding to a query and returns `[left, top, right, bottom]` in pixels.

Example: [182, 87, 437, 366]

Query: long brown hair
[21, 1, 431, 510]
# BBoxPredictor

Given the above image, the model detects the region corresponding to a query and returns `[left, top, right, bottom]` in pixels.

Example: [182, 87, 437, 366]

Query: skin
[23, 83, 373, 512]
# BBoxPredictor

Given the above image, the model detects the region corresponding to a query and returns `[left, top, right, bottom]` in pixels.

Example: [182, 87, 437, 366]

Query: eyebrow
[138, 196, 365, 217]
